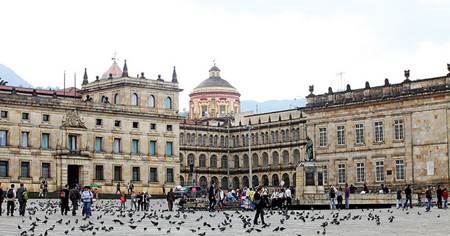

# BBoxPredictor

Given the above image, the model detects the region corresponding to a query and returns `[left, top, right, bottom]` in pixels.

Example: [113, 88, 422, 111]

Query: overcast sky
[1, 0, 450, 111]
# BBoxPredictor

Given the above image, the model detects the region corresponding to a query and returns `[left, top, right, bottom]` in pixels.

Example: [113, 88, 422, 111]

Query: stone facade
[0, 61, 182, 195]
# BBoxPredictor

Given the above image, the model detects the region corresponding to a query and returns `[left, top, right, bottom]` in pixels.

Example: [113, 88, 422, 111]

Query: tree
[0, 77, 8, 86]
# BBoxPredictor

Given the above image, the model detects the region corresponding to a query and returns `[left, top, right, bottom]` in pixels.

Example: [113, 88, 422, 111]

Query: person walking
[69, 186, 81, 216]
[425, 186, 433, 212]
[0, 182, 4, 216]
[396, 189, 403, 209]
[59, 185, 70, 215]
[42, 179, 48, 198]
[344, 183, 350, 209]
[38, 181, 44, 198]
[208, 184, 217, 211]
[404, 185, 413, 209]
[336, 187, 343, 209]
[217, 187, 225, 211]
[253, 187, 266, 225]
[285, 187, 292, 207]
[131, 192, 137, 211]
[81, 187, 93, 218]
[115, 182, 121, 194]
[436, 185, 443, 209]
[329, 185, 336, 210]
[17, 183, 28, 216]
[166, 188, 175, 211]
[6, 184, 16, 216]
[119, 193, 126, 211]
[442, 188, 448, 209]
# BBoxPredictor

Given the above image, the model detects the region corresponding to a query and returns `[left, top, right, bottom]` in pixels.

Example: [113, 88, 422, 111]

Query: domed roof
[101, 61, 123, 79]
[192, 65, 237, 92]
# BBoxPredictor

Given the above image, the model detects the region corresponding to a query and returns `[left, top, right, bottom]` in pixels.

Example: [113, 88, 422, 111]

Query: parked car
[173, 186, 205, 199]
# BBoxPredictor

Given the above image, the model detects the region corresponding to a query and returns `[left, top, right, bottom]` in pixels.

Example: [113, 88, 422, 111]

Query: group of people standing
[58, 185, 94, 218]
[0, 183, 29, 216]
[208, 184, 225, 211]
[328, 184, 351, 209]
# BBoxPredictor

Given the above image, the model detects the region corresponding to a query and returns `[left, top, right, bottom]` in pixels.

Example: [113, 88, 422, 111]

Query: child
[119, 193, 126, 211]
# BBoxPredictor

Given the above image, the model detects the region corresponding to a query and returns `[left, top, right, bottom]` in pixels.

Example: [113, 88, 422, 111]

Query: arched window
[187, 153, 195, 167]
[210, 155, 217, 168]
[293, 149, 301, 164]
[272, 174, 280, 187]
[221, 177, 229, 189]
[197, 134, 202, 146]
[262, 175, 269, 186]
[242, 176, 249, 188]
[252, 175, 259, 187]
[262, 152, 269, 166]
[131, 93, 138, 106]
[148, 95, 155, 107]
[221, 155, 228, 168]
[252, 153, 258, 168]
[232, 177, 240, 189]
[179, 153, 184, 167]
[211, 176, 219, 186]
[282, 173, 290, 187]
[199, 176, 207, 190]
[282, 150, 289, 165]
[272, 151, 279, 165]
[101, 96, 109, 103]
[114, 93, 120, 104]
[180, 175, 185, 186]
[234, 155, 240, 168]
[164, 97, 172, 109]
[243, 154, 249, 168]
[180, 133, 184, 145]
[199, 154, 206, 168]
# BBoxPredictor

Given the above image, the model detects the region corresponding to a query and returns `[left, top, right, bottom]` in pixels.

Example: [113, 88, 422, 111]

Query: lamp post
[226, 117, 231, 190]
[248, 125, 253, 189]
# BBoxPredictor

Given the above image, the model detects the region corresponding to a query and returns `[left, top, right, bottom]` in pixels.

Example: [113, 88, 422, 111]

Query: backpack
[22, 191, 29, 201]
[7, 189, 14, 198]
[60, 190, 66, 199]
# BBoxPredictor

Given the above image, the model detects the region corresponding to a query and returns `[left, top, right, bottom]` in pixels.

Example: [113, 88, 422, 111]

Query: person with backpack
[0, 182, 4, 216]
[60, 185, 70, 215]
[425, 186, 433, 212]
[404, 185, 413, 209]
[17, 183, 28, 216]
[6, 184, 16, 216]
[81, 187, 93, 218]
[329, 185, 336, 209]
[69, 186, 81, 216]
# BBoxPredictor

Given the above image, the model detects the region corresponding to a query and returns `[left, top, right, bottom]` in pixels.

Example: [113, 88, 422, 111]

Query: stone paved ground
[0, 199, 449, 236]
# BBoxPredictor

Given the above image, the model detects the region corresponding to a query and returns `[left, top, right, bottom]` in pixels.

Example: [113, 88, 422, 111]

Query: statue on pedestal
[306, 136, 314, 161]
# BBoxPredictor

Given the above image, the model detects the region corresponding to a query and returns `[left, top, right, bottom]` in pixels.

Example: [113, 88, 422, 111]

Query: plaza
[0, 199, 449, 236]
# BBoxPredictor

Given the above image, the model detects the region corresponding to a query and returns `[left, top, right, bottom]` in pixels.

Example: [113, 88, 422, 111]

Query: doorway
[67, 165, 80, 188]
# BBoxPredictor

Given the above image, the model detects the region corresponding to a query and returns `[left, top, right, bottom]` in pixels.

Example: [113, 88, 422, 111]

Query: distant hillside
[241, 98, 306, 113]
[0, 64, 32, 87]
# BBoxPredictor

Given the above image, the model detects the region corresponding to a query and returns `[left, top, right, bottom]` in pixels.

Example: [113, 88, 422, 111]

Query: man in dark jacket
[0, 182, 4, 216]
[60, 185, 70, 215]
[166, 188, 175, 211]
[253, 187, 266, 225]
[404, 185, 413, 209]
[208, 184, 216, 211]
[17, 183, 27, 216]
[425, 186, 433, 212]
[69, 186, 81, 216]
[436, 185, 443, 209]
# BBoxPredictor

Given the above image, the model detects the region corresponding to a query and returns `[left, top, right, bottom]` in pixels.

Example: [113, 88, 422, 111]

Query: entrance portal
[67, 165, 80, 188]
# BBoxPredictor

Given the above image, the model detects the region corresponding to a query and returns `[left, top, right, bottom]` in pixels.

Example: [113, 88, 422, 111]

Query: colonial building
[0, 60, 182, 194]
[304, 68, 450, 191]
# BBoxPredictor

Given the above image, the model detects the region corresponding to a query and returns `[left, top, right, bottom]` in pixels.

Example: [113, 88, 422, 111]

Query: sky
[1, 0, 450, 111]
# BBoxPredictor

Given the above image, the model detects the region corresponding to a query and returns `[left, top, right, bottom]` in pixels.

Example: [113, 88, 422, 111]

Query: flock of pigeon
[1, 199, 447, 236]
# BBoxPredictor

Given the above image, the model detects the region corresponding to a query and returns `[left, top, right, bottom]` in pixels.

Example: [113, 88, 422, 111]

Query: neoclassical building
[0, 60, 182, 194]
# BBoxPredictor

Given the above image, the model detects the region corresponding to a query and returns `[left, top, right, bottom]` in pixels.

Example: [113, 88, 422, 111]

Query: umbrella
[89, 183, 102, 188]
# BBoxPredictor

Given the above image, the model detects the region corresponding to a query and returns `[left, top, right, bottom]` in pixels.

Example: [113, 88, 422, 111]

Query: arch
[190, 133, 195, 145]
[282, 150, 290, 165]
[148, 95, 155, 107]
[210, 155, 217, 168]
[180, 175, 185, 186]
[186, 133, 190, 145]
[131, 93, 138, 106]
[262, 152, 269, 166]
[202, 134, 207, 146]
[262, 175, 269, 187]
[221, 155, 228, 168]
[179, 153, 184, 167]
[199, 176, 208, 190]
[114, 93, 120, 104]
[293, 149, 301, 164]
[199, 154, 206, 168]
[180, 133, 185, 145]
[187, 153, 195, 167]
[252, 153, 259, 168]
[242, 176, 249, 188]
[252, 175, 259, 187]
[211, 176, 219, 186]
[209, 135, 214, 146]
[221, 177, 229, 190]
[197, 134, 203, 146]
[281, 130, 286, 142]
[220, 136, 225, 147]
[232, 177, 240, 189]
[285, 129, 290, 141]
[233, 155, 240, 168]
[164, 97, 172, 109]
[243, 154, 249, 168]
[272, 174, 280, 187]
[282, 173, 290, 187]
[272, 151, 279, 165]
[214, 135, 218, 147]
[292, 173, 297, 187]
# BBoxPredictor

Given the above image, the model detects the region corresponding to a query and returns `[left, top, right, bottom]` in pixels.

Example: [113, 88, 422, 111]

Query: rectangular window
[337, 125, 345, 145]
[113, 138, 121, 154]
[21, 161, 30, 178]
[395, 160, 405, 180]
[166, 125, 173, 132]
[319, 128, 327, 147]
[166, 168, 174, 183]
[42, 114, 50, 122]
[95, 137, 102, 152]
[41, 163, 50, 178]
[165, 142, 173, 157]
[95, 165, 104, 180]
[355, 123, 364, 144]
[41, 133, 50, 149]
[96, 118, 103, 126]
[22, 112, 29, 120]
[150, 123, 156, 131]
[338, 164, 346, 184]
[149, 140, 156, 156]
[132, 167, 140, 182]
[323, 166, 328, 185]
[0, 130, 7, 146]
[114, 166, 122, 181]
[132, 122, 139, 129]
[114, 120, 121, 127]
[68, 135, 77, 151]
[374, 121, 384, 143]
[149, 167, 158, 183]
[131, 139, 139, 154]
[375, 161, 385, 182]
[21, 132, 29, 148]
[0, 161, 8, 177]
[394, 120, 404, 140]
[0, 110, 8, 119]
[318, 171, 323, 186]
[356, 163, 365, 183]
